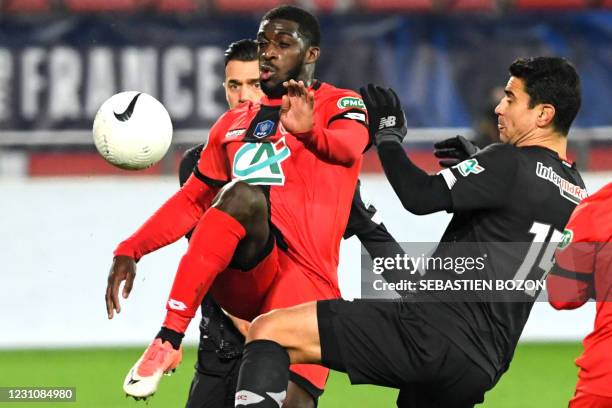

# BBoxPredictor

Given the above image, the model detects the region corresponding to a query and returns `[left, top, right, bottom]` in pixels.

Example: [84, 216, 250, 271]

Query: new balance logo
[379, 116, 396, 129]
[167, 299, 187, 311]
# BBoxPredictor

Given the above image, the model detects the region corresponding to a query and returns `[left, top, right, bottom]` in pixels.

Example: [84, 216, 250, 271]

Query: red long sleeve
[547, 273, 591, 310]
[113, 174, 218, 261]
[295, 119, 369, 166]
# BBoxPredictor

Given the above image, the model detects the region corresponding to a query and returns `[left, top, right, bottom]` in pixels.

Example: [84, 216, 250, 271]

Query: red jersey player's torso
[560, 183, 612, 397]
[198, 82, 367, 291]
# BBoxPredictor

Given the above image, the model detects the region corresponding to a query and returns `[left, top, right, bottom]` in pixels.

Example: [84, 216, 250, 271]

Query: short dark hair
[262, 5, 321, 47]
[509, 57, 581, 136]
[224, 39, 258, 66]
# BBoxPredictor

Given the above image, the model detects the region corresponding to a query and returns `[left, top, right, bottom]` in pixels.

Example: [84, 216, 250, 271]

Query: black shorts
[317, 299, 492, 408]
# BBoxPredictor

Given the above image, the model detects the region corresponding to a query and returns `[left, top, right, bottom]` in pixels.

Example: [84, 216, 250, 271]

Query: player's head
[495, 57, 581, 144]
[257, 5, 321, 98]
[223, 39, 263, 108]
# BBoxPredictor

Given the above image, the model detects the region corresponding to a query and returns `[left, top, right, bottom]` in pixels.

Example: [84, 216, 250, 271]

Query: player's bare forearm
[377, 141, 452, 215]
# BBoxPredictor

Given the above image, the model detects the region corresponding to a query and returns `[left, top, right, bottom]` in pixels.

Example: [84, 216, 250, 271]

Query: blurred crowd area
[2, 0, 612, 14]
[0, 1, 610, 177]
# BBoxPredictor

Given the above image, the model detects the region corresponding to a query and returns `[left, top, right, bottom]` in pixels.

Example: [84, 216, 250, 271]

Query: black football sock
[235, 340, 290, 407]
[156, 327, 184, 350]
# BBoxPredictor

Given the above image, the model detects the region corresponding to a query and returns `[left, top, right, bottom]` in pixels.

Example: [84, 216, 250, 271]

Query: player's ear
[304, 46, 320, 65]
[536, 104, 556, 128]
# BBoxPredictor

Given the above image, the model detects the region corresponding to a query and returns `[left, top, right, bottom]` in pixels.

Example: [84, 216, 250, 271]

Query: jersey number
[513, 221, 563, 297]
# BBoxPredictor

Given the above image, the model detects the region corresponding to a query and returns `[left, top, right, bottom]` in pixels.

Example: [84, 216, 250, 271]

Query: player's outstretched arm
[281, 80, 368, 166]
[105, 174, 217, 318]
[360, 84, 452, 215]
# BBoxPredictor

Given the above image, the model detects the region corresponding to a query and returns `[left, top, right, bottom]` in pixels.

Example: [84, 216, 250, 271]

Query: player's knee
[247, 310, 283, 343]
[213, 180, 267, 225]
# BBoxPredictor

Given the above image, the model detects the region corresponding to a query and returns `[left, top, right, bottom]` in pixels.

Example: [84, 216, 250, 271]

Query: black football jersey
[412, 143, 587, 381]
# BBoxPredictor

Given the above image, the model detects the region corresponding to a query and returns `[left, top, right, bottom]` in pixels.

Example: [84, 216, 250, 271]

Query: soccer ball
[92, 91, 173, 170]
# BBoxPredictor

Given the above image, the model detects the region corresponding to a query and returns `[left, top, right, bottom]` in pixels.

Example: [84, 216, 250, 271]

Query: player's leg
[160, 179, 271, 342]
[235, 302, 322, 408]
[185, 295, 244, 408]
[235, 299, 492, 408]
[239, 258, 340, 407]
[186, 371, 234, 408]
[124, 181, 273, 399]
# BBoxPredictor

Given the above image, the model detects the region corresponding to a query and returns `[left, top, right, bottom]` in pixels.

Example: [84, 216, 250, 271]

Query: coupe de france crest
[253, 120, 275, 139]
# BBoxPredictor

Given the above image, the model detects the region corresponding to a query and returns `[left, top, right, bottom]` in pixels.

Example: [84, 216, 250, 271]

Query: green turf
[0, 343, 581, 407]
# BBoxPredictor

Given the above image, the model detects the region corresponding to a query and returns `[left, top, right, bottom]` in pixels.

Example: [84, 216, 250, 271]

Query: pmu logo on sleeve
[337, 96, 366, 110]
[232, 137, 291, 185]
[456, 159, 485, 177]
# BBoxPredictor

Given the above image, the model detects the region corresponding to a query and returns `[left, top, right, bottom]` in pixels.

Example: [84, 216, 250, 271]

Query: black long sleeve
[377, 140, 452, 215]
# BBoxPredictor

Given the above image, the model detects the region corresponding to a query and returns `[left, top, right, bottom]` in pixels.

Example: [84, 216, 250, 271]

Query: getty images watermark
[360, 242, 551, 301]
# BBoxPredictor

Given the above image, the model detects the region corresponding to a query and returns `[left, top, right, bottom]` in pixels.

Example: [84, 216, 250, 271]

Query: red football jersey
[196, 81, 369, 293]
[547, 182, 612, 397]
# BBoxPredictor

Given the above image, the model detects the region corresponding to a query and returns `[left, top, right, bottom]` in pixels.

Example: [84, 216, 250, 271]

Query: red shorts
[209, 242, 338, 393]
[570, 391, 612, 408]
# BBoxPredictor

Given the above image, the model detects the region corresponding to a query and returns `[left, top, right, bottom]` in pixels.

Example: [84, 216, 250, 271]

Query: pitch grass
[0, 343, 580, 407]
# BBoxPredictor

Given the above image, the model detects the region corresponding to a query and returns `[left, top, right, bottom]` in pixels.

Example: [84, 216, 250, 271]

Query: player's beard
[261, 61, 304, 99]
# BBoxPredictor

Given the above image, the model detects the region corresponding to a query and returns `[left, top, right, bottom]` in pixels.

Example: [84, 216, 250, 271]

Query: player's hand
[359, 84, 407, 145]
[433, 135, 480, 168]
[105, 255, 136, 319]
[280, 79, 315, 134]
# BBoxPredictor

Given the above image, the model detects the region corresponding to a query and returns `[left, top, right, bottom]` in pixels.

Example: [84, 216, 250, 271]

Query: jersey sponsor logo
[232, 137, 291, 185]
[378, 116, 396, 129]
[337, 96, 366, 110]
[455, 158, 485, 177]
[225, 128, 246, 138]
[167, 299, 187, 311]
[535, 162, 587, 205]
[558, 228, 573, 250]
[253, 120, 275, 139]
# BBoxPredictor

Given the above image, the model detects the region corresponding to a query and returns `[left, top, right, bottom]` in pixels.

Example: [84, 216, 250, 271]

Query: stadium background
[0, 1, 611, 407]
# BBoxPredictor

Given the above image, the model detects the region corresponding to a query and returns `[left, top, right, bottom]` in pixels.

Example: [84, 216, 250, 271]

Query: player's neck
[515, 131, 568, 161]
[297, 64, 315, 87]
